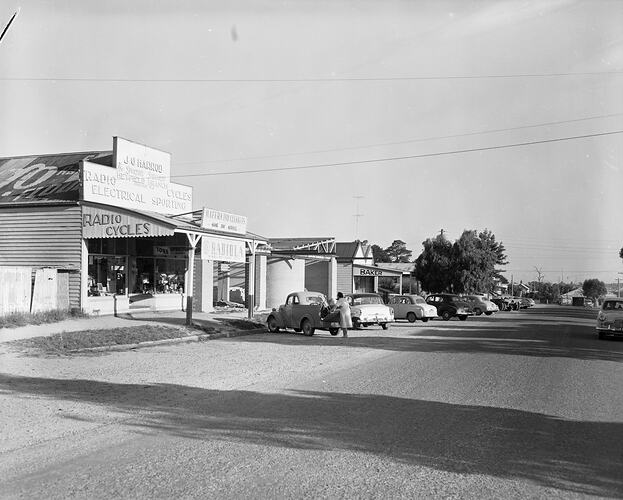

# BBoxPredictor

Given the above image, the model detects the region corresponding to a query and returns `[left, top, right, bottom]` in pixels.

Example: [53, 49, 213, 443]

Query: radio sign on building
[200, 208, 248, 263]
[81, 137, 193, 215]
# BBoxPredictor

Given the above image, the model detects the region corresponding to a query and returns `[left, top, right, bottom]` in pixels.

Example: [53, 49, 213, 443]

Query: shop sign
[201, 208, 247, 235]
[113, 136, 171, 181]
[154, 246, 171, 256]
[82, 160, 193, 215]
[354, 266, 396, 277]
[82, 206, 175, 239]
[201, 235, 246, 263]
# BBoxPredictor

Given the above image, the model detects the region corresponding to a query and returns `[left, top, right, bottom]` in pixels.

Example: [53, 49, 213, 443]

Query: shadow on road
[0, 373, 621, 497]
[235, 308, 623, 362]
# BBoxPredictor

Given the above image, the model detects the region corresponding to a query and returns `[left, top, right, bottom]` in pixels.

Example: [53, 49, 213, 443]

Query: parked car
[521, 297, 536, 308]
[266, 291, 341, 336]
[490, 296, 511, 311]
[462, 294, 499, 316]
[388, 294, 437, 322]
[596, 297, 623, 339]
[346, 293, 394, 329]
[425, 293, 473, 321]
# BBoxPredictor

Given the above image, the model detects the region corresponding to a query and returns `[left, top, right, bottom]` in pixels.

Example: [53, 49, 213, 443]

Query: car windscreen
[414, 297, 426, 304]
[603, 301, 623, 310]
[351, 295, 383, 305]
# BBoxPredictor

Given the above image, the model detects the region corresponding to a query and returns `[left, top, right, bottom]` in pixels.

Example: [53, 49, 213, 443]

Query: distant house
[559, 287, 584, 305]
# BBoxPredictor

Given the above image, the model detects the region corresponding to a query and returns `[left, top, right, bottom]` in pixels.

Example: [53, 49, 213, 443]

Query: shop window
[133, 257, 186, 294]
[88, 256, 127, 296]
[155, 258, 186, 294]
[135, 257, 155, 294]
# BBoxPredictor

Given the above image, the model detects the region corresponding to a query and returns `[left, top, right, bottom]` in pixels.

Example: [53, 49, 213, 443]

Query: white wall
[266, 258, 305, 309]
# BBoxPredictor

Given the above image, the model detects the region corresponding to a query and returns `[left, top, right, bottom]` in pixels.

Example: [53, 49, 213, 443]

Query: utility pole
[353, 196, 364, 240]
[618, 272, 623, 298]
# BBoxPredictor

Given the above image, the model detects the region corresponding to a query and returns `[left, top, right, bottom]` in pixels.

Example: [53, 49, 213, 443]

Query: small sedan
[425, 293, 473, 321]
[388, 294, 437, 322]
[346, 293, 394, 330]
[596, 297, 623, 339]
[266, 291, 340, 336]
[462, 295, 499, 316]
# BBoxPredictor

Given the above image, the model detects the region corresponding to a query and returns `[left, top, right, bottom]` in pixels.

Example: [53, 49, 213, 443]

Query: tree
[384, 239, 412, 263]
[414, 234, 454, 292]
[450, 229, 508, 293]
[370, 244, 390, 263]
[582, 278, 607, 301]
[620, 247, 623, 261]
[414, 229, 507, 293]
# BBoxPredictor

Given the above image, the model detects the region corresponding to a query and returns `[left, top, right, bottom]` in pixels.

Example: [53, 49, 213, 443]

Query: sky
[1, 0, 622, 285]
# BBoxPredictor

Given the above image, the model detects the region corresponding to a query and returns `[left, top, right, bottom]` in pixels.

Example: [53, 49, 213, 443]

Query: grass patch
[219, 318, 265, 330]
[0, 308, 88, 329]
[8, 325, 190, 354]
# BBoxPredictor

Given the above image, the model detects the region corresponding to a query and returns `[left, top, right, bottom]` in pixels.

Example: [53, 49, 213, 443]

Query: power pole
[353, 196, 364, 240]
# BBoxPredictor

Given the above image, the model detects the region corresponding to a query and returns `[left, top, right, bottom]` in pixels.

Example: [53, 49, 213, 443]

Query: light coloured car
[388, 294, 437, 322]
[462, 295, 499, 316]
[346, 293, 394, 330]
[596, 297, 623, 340]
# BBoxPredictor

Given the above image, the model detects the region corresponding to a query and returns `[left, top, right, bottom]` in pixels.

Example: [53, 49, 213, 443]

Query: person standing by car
[334, 291, 352, 338]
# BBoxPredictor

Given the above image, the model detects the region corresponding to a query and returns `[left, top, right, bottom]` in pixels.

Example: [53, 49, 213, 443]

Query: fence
[0, 266, 70, 316]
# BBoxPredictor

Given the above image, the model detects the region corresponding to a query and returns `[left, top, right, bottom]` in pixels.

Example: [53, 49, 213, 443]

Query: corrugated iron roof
[0, 151, 111, 203]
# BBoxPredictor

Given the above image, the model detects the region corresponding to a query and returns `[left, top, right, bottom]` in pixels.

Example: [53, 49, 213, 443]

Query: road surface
[1, 306, 622, 498]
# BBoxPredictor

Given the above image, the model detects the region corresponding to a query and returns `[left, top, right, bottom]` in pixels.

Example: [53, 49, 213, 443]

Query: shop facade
[0, 138, 268, 316]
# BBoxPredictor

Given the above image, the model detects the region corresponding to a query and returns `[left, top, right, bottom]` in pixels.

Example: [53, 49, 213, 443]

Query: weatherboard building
[0, 137, 269, 316]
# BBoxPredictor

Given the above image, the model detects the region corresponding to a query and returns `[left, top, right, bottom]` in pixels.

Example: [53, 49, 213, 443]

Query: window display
[88, 256, 127, 296]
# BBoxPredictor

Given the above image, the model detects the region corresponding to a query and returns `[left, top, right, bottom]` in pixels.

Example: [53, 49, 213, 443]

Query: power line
[172, 112, 623, 166]
[0, 9, 19, 44]
[2, 71, 622, 83]
[170, 129, 623, 178]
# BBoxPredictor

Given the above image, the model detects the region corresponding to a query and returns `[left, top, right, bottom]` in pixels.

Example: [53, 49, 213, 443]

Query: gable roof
[335, 241, 361, 260]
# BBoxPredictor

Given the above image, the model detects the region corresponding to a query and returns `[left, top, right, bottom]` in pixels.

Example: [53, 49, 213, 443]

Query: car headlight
[351, 307, 361, 317]
[598, 312, 607, 321]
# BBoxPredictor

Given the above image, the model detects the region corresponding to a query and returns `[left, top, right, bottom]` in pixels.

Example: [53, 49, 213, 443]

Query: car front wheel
[329, 328, 339, 336]
[267, 316, 280, 333]
[474, 308, 482, 316]
[458, 315, 468, 321]
[421, 317, 429, 322]
[301, 319, 315, 336]
[441, 311, 452, 321]
[406, 312, 416, 323]
[381, 323, 389, 330]
[352, 318, 361, 329]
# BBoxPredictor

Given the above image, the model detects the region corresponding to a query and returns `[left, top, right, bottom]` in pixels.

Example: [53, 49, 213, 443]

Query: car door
[283, 293, 297, 327]
[289, 294, 305, 327]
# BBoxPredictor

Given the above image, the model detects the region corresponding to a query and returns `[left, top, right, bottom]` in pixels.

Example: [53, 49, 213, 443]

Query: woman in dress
[334, 291, 352, 338]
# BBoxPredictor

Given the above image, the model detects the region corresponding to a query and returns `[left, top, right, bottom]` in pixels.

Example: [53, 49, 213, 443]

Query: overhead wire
[173, 112, 623, 166]
[2, 71, 622, 82]
[169, 129, 623, 178]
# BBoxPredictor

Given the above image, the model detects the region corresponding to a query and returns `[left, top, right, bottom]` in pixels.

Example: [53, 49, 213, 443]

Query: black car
[425, 293, 473, 321]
